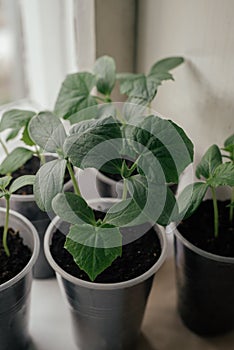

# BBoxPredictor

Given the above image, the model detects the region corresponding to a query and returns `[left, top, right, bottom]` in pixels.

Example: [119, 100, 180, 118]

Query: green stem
[122, 178, 128, 200]
[230, 187, 234, 222]
[3, 196, 10, 257]
[67, 161, 80, 196]
[0, 138, 9, 156]
[211, 187, 219, 238]
[34, 146, 46, 165]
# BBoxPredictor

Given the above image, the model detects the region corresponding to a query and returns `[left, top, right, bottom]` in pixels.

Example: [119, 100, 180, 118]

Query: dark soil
[50, 210, 161, 283]
[10, 156, 71, 195]
[0, 227, 32, 284]
[179, 200, 234, 257]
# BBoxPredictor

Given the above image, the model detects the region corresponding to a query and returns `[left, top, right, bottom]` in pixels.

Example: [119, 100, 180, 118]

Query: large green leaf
[93, 56, 116, 95]
[9, 175, 35, 193]
[34, 159, 66, 211]
[0, 147, 34, 175]
[208, 162, 234, 187]
[105, 175, 177, 226]
[0, 175, 12, 189]
[129, 115, 194, 183]
[52, 192, 96, 225]
[28, 111, 67, 153]
[0, 109, 36, 132]
[176, 182, 209, 221]
[64, 116, 123, 173]
[149, 56, 184, 75]
[65, 223, 122, 281]
[54, 72, 98, 121]
[196, 144, 222, 180]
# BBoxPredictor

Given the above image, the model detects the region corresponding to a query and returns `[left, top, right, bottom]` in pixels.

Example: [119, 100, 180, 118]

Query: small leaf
[0, 148, 34, 175]
[208, 162, 234, 187]
[64, 116, 122, 173]
[105, 175, 177, 226]
[0, 176, 12, 189]
[65, 223, 122, 281]
[176, 182, 209, 221]
[54, 72, 98, 121]
[52, 192, 96, 225]
[93, 55, 116, 95]
[0, 191, 5, 198]
[0, 109, 36, 132]
[9, 175, 35, 193]
[6, 129, 21, 141]
[224, 134, 234, 148]
[196, 144, 222, 180]
[21, 124, 35, 146]
[34, 159, 67, 211]
[149, 57, 184, 75]
[28, 111, 67, 153]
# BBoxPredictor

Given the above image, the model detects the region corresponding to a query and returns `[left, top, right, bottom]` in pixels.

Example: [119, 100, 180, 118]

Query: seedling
[54, 55, 184, 124]
[177, 144, 234, 238]
[29, 110, 193, 281]
[0, 175, 35, 256]
[221, 134, 234, 222]
[0, 109, 45, 176]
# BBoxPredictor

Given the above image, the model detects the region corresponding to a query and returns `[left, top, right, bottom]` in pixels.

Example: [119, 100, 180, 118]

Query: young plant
[54, 55, 184, 124]
[0, 175, 35, 256]
[29, 110, 193, 281]
[221, 134, 234, 222]
[177, 144, 234, 238]
[0, 109, 45, 176]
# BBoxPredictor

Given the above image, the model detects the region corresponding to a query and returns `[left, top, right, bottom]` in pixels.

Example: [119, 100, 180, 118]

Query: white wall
[137, 0, 234, 162]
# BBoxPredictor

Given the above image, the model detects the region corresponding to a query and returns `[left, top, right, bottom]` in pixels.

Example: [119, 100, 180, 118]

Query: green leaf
[21, 124, 35, 146]
[224, 134, 234, 148]
[149, 57, 184, 75]
[6, 129, 21, 141]
[93, 55, 116, 95]
[208, 162, 234, 187]
[196, 144, 222, 179]
[9, 175, 35, 193]
[54, 72, 98, 121]
[0, 109, 36, 132]
[0, 148, 34, 175]
[64, 116, 123, 173]
[65, 223, 122, 281]
[0, 191, 5, 198]
[52, 192, 96, 225]
[0, 176, 12, 189]
[129, 115, 194, 183]
[34, 159, 67, 211]
[28, 111, 67, 153]
[176, 182, 209, 221]
[105, 175, 177, 226]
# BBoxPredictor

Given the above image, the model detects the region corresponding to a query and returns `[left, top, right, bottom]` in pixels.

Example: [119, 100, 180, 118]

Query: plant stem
[122, 178, 128, 200]
[93, 95, 107, 103]
[0, 138, 9, 156]
[211, 187, 219, 238]
[230, 187, 234, 222]
[3, 196, 10, 257]
[67, 161, 80, 196]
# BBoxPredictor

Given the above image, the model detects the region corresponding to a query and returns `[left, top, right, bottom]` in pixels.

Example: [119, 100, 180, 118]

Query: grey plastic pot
[0, 207, 40, 350]
[44, 198, 167, 350]
[172, 224, 234, 336]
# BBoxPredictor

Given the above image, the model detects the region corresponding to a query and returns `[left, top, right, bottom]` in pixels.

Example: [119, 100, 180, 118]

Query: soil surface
[10, 156, 71, 195]
[0, 227, 32, 284]
[50, 210, 162, 283]
[178, 200, 234, 257]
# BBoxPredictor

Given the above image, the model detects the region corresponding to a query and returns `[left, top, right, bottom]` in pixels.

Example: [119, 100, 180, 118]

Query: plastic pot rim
[0, 208, 40, 291]
[44, 197, 168, 290]
[170, 222, 234, 264]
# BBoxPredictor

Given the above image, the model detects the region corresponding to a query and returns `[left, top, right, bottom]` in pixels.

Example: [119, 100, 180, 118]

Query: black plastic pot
[173, 224, 234, 336]
[0, 208, 39, 350]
